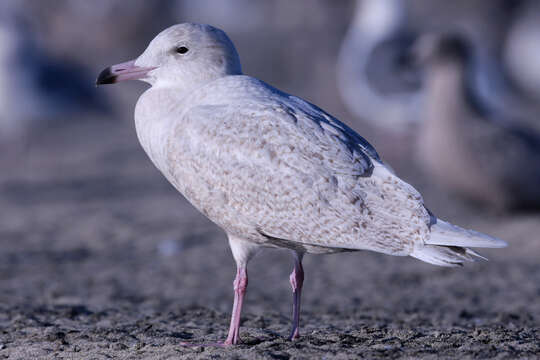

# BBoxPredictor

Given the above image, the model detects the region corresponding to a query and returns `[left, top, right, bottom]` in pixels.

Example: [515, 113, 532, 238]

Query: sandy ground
[0, 120, 539, 359]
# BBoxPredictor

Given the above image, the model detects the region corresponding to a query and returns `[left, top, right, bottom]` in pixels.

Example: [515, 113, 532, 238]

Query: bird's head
[411, 33, 472, 68]
[96, 23, 242, 87]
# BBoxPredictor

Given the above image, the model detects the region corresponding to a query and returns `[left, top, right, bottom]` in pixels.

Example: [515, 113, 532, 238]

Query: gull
[0, 12, 109, 142]
[415, 34, 540, 209]
[97, 23, 506, 345]
[337, 0, 537, 134]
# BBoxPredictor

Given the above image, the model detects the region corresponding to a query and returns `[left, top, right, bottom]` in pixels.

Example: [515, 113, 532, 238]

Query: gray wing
[284, 94, 382, 165]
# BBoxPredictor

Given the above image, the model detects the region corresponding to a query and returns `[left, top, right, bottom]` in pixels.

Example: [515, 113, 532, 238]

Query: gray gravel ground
[1, 121, 539, 359]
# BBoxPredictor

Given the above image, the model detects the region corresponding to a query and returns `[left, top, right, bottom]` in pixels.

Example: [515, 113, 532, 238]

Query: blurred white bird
[338, 0, 539, 134]
[0, 13, 109, 142]
[98, 23, 506, 345]
[338, 0, 424, 132]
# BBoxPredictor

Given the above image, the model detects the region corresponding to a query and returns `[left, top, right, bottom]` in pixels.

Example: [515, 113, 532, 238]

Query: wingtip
[428, 220, 509, 249]
[488, 237, 508, 248]
[497, 240, 508, 248]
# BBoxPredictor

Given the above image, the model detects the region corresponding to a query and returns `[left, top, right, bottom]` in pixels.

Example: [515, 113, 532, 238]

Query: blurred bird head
[96, 23, 242, 87]
[411, 33, 472, 68]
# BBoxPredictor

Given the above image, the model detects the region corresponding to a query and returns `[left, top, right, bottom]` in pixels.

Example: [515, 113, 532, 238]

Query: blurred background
[0, 0, 538, 358]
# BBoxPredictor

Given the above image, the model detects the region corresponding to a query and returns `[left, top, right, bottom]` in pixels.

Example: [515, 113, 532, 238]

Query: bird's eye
[176, 46, 189, 54]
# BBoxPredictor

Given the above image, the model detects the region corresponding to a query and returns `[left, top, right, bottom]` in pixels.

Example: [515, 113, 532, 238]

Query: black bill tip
[96, 67, 116, 85]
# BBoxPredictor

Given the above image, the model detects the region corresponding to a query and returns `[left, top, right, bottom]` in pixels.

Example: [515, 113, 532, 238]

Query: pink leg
[224, 266, 248, 345]
[179, 266, 248, 347]
[179, 236, 257, 348]
[288, 252, 304, 340]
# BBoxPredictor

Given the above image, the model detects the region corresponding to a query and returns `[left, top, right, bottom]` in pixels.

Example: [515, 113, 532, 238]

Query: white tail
[411, 219, 507, 267]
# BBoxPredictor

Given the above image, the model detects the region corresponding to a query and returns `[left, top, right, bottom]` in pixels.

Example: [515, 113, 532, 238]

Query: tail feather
[411, 219, 507, 267]
[411, 245, 473, 267]
[465, 248, 488, 261]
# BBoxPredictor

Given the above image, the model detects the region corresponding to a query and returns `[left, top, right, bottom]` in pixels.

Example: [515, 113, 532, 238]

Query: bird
[0, 12, 109, 142]
[337, 0, 538, 134]
[415, 33, 540, 209]
[337, 0, 424, 133]
[97, 23, 507, 346]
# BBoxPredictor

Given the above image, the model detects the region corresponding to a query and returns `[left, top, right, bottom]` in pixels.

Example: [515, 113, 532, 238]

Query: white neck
[134, 85, 188, 172]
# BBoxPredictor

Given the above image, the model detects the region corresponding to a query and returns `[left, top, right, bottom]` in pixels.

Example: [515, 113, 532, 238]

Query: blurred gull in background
[416, 34, 540, 210]
[337, 0, 540, 133]
[337, 0, 423, 133]
[0, 8, 110, 143]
